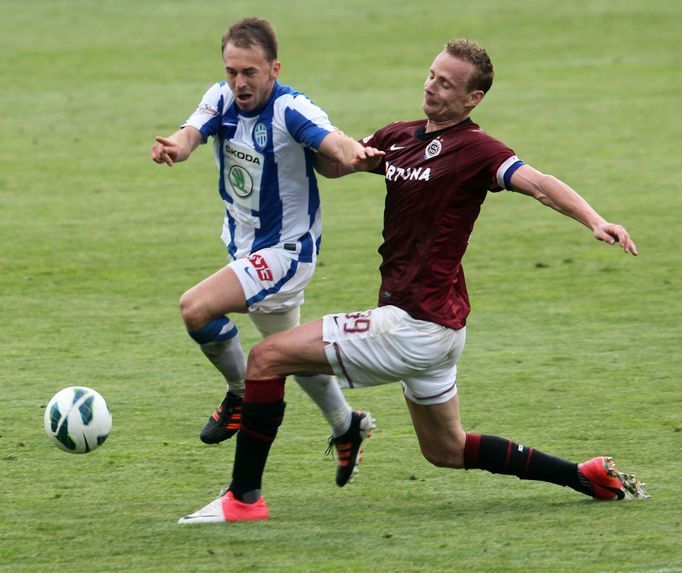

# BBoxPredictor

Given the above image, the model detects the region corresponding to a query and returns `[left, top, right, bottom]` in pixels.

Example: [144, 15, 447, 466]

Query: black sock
[229, 400, 285, 501]
[464, 433, 591, 495]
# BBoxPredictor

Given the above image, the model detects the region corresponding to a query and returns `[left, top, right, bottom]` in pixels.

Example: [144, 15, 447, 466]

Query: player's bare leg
[250, 311, 354, 440]
[180, 266, 248, 330]
[179, 266, 249, 443]
[247, 320, 332, 377]
[182, 275, 355, 445]
[404, 395, 467, 468]
[246, 320, 375, 485]
[405, 391, 649, 500]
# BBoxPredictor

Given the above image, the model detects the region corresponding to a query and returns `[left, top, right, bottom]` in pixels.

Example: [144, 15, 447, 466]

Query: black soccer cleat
[326, 411, 375, 487]
[199, 391, 243, 444]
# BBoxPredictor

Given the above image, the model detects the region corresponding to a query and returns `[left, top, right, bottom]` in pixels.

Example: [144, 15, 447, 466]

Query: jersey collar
[415, 117, 474, 140]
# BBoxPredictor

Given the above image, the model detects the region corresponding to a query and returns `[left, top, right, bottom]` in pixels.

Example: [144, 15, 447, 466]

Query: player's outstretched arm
[509, 164, 638, 255]
[150, 126, 204, 166]
[315, 130, 384, 179]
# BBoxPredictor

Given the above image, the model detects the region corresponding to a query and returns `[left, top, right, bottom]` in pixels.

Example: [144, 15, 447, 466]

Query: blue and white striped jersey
[183, 81, 336, 262]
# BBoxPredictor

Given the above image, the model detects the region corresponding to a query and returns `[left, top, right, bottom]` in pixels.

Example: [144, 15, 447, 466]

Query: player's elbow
[314, 163, 344, 179]
[512, 167, 551, 203]
[314, 154, 348, 179]
[526, 173, 558, 207]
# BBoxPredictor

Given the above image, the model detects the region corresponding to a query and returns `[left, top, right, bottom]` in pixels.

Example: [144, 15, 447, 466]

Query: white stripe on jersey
[182, 81, 335, 261]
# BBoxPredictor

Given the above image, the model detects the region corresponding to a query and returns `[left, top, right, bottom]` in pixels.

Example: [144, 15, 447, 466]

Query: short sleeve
[283, 94, 335, 150]
[182, 82, 228, 141]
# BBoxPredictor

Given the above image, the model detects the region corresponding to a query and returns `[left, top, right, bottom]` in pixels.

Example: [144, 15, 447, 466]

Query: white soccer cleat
[178, 490, 269, 524]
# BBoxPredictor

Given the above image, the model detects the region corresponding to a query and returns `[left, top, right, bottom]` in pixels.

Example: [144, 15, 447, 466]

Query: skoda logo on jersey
[228, 165, 254, 198]
[424, 138, 442, 160]
[253, 122, 268, 150]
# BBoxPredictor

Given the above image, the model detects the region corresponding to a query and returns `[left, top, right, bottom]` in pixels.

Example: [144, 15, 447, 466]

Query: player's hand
[352, 146, 384, 172]
[593, 222, 638, 256]
[151, 136, 179, 166]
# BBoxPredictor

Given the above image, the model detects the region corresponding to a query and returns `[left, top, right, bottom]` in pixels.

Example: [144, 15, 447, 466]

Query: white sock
[200, 334, 246, 396]
[294, 374, 352, 436]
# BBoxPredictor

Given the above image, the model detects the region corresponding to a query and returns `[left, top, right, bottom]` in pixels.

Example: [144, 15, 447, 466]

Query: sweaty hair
[444, 39, 494, 93]
[221, 17, 278, 61]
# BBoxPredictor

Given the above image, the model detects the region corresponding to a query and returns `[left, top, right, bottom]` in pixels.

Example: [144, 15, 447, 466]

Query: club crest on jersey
[424, 138, 442, 160]
[253, 122, 268, 150]
[228, 165, 254, 198]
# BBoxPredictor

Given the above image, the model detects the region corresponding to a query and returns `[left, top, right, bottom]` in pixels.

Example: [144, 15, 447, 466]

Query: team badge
[424, 138, 442, 160]
[228, 165, 254, 198]
[253, 122, 268, 150]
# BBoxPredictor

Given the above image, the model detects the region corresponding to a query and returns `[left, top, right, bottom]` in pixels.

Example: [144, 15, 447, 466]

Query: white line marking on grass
[603, 568, 682, 573]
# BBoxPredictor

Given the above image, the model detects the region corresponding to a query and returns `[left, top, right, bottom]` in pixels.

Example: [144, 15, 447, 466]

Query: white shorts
[322, 305, 466, 405]
[229, 248, 315, 313]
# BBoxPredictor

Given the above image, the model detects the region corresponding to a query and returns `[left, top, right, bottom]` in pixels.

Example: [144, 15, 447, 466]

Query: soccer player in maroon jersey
[178, 39, 648, 524]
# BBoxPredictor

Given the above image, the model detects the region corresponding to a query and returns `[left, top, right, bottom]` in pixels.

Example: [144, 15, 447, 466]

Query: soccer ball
[44, 386, 112, 454]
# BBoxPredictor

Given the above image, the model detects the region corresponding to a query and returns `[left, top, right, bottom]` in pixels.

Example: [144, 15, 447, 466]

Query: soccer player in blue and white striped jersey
[151, 18, 382, 453]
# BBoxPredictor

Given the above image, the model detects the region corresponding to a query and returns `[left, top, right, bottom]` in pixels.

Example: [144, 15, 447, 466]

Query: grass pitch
[1, 1, 681, 572]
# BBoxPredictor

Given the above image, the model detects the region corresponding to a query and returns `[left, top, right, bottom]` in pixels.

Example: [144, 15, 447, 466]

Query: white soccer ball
[44, 386, 112, 454]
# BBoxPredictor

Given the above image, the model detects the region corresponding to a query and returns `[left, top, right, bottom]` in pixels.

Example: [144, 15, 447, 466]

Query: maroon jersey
[361, 118, 523, 329]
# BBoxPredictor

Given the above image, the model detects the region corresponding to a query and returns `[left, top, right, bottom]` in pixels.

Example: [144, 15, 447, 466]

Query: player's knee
[422, 450, 458, 468]
[420, 438, 466, 469]
[246, 339, 279, 379]
[179, 290, 205, 330]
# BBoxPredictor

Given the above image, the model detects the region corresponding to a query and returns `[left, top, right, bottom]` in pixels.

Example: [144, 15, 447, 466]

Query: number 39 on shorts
[343, 311, 371, 333]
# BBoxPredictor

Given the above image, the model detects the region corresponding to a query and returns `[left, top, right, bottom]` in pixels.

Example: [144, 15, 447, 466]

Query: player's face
[422, 52, 483, 125]
[223, 43, 281, 112]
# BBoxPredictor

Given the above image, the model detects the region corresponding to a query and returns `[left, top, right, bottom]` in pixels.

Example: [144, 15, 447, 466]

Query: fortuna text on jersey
[384, 161, 431, 182]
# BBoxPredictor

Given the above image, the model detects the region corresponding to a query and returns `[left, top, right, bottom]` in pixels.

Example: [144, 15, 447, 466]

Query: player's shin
[463, 433, 590, 495]
[229, 377, 286, 501]
[188, 316, 246, 394]
[294, 374, 353, 436]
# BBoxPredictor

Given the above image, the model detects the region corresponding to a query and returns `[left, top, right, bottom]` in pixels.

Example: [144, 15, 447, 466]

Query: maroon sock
[244, 377, 285, 403]
[229, 378, 286, 501]
[464, 433, 590, 495]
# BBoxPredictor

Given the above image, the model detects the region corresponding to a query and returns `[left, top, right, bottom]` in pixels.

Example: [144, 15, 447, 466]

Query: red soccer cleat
[578, 456, 650, 500]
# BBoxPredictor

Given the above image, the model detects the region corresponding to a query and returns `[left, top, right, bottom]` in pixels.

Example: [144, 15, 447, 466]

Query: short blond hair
[444, 39, 494, 93]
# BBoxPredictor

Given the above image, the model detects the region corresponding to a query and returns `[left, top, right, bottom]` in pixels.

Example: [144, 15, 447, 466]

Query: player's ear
[468, 90, 485, 108]
[271, 60, 281, 80]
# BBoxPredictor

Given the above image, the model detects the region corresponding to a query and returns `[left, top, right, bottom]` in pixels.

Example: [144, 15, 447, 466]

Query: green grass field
[2, 1, 681, 571]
